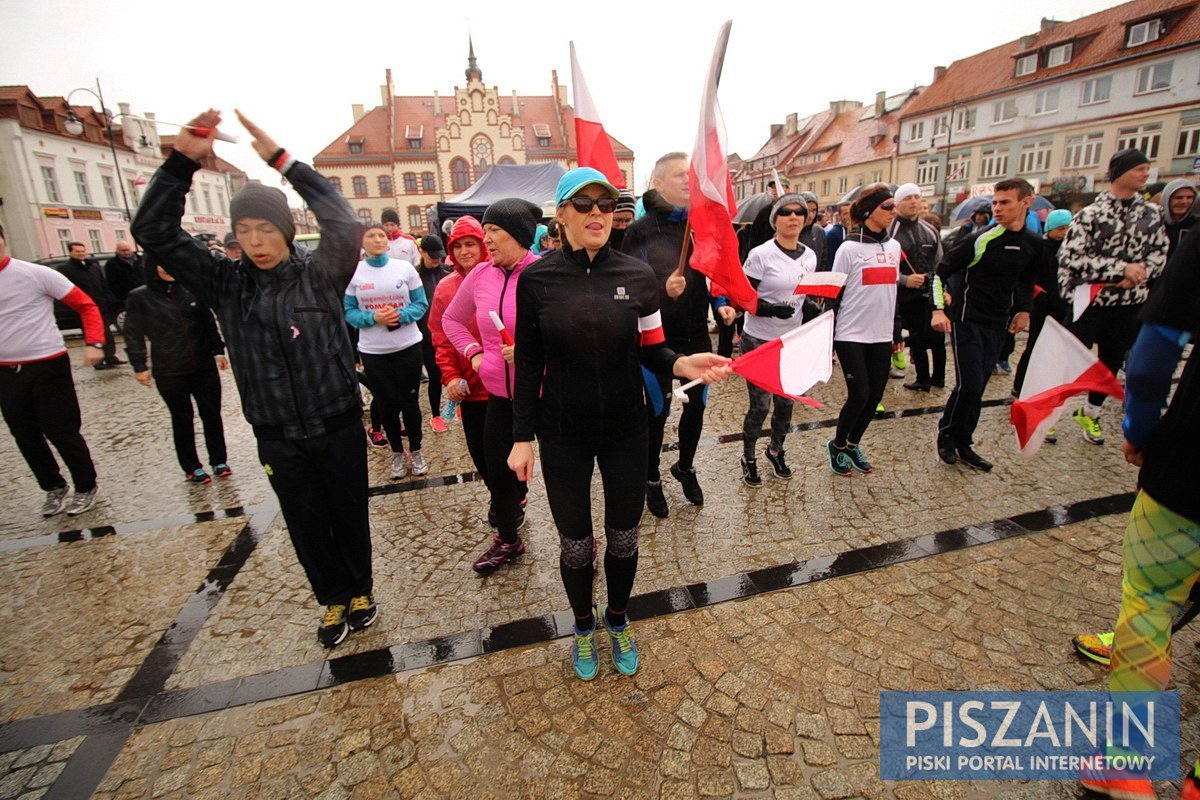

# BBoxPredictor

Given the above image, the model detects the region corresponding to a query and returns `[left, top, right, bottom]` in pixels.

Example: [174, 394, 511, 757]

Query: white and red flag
[686, 21, 757, 312]
[792, 271, 847, 299]
[730, 310, 834, 405]
[1072, 283, 1108, 321]
[1010, 317, 1125, 456]
[569, 42, 624, 188]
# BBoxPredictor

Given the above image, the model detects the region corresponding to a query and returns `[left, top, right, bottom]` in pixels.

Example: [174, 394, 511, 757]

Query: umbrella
[952, 193, 1055, 221]
[735, 191, 772, 224]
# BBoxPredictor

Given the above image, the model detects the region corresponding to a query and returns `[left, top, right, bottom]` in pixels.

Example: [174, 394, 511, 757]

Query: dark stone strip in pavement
[43, 728, 133, 800]
[0, 506, 248, 555]
[0, 489, 1136, 756]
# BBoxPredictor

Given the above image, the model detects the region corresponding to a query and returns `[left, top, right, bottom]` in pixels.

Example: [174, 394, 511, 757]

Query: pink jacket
[441, 250, 539, 398]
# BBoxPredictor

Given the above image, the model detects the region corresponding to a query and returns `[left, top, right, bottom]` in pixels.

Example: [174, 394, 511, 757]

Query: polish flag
[638, 310, 665, 346]
[1072, 283, 1107, 322]
[793, 272, 847, 299]
[1010, 317, 1125, 456]
[687, 21, 758, 313]
[488, 310, 514, 346]
[732, 310, 834, 403]
[569, 42, 624, 188]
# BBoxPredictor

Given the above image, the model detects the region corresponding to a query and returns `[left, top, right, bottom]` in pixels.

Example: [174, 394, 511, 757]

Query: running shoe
[317, 604, 349, 648]
[1079, 760, 1154, 800]
[186, 468, 212, 484]
[996, 360, 1012, 374]
[765, 448, 792, 479]
[430, 416, 449, 433]
[409, 450, 428, 476]
[600, 604, 639, 676]
[845, 444, 874, 474]
[390, 453, 408, 480]
[572, 609, 600, 681]
[1044, 429, 1058, 445]
[826, 441, 853, 477]
[367, 427, 389, 448]
[890, 350, 908, 378]
[741, 456, 762, 487]
[1072, 631, 1113, 666]
[670, 462, 704, 506]
[875, 402, 887, 417]
[213, 463, 233, 478]
[645, 480, 669, 518]
[65, 488, 98, 516]
[1073, 408, 1105, 445]
[347, 594, 378, 631]
[472, 535, 525, 574]
[41, 486, 69, 517]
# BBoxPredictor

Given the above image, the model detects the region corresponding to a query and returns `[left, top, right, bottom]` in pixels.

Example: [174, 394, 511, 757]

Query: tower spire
[466, 36, 482, 82]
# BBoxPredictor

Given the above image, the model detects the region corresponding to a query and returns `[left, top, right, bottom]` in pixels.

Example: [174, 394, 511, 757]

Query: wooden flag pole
[672, 219, 692, 278]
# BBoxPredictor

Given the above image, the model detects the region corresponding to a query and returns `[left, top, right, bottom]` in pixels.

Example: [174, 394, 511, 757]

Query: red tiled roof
[0, 86, 140, 153]
[903, 0, 1200, 117]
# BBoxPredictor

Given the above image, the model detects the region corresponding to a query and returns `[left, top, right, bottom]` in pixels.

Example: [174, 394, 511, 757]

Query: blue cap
[1045, 209, 1072, 232]
[555, 167, 619, 206]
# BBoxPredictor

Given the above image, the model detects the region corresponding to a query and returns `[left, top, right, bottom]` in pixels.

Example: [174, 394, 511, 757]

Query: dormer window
[1015, 54, 1037, 77]
[1127, 19, 1163, 47]
[404, 125, 423, 149]
[532, 123, 552, 147]
[346, 135, 365, 155]
[1047, 43, 1073, 66]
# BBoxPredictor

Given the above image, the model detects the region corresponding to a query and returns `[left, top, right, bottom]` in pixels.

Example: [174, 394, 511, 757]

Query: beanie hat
[223, 231, 240, 247]
[1044, 209, 1072, 232]
[798, 191, 819, 207]
[616, 191, 637, 215]
[418, 232, 446, 259]
[381, 208, 401, 226]
[482, 198, 542, 249]
[894, 183, 922, 203]
[851, 186, 894, 223]
[230, 184, 295, 243]
[1108, 148, 1150, 182]
[769, 193, 808, 229]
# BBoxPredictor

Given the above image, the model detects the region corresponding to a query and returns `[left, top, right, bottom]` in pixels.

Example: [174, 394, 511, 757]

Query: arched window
[471, 135, 494, 174]
[407, 205, 423, 231]
[421, 172, 436, 193]
[357, 208, 373, 224]
[378, 175, 393, 195]
[352, 176, 367, 197]
[403, 172, 417, 193]
[497, 156, 516, 166]
[450, 158, 471, 191]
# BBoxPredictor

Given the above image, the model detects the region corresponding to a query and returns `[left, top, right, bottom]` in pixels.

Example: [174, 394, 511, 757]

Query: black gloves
[756, 300, 795, 319]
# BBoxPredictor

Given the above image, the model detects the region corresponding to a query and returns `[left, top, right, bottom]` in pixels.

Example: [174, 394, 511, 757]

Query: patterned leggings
[741, 333, 795, 460]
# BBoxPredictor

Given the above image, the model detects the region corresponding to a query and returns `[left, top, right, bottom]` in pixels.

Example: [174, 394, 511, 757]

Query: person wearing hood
[531, 224, 549, 255]
[826, 184, 902, 476]
[132, 109, 376, 650]
[1162, 178, 1197, 256]
[620, 152, 736, 518]
[123, 256, 230, 484]
[950, 205, 992, 250]
[798, 191, 827, 271]
[889, 183, 945, 392]
[416, 233, 452, 432]
[380, 208, 420, 266]
[609, 191, 636, 251]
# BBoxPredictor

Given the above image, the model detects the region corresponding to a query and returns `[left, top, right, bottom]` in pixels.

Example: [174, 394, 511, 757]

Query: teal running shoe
[826, 440, 853, 477]
[600, 604, 639, 676]
[845, 444, 874, 474]
[572, 609, 600, 681]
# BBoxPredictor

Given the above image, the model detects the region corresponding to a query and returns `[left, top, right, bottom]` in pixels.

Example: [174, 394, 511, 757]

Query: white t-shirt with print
[743, 239, 818, 341]
[346, 257, 423, 354]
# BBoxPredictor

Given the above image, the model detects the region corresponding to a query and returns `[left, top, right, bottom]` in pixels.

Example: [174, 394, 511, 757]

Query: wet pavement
[1, 336, 1195, 798]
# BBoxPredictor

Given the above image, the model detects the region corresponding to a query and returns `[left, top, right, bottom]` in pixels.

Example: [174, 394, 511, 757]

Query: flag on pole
[569, 42, 624, 188]
[792, 271, 847, 299]
[1072, 283, 1108, 321]
[731, 310, 834, 403]
[687, 21, 758, 312]
[1010, 317, 1125, 456]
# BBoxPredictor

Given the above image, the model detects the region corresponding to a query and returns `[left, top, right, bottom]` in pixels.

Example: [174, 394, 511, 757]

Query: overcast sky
[5, 0, 1120, 201]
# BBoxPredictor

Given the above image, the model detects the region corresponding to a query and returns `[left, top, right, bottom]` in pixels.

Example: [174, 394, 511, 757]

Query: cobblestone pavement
[1, 337, 1193, 798]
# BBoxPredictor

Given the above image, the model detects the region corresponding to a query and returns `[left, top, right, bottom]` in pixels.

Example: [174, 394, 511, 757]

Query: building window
[933, 115, 950, 137]
[357, 208, 373, 224]
[41, 166, 61, 203]
[807, 182, 816, 192]
[1047, 43, 1073, 67]
[403, 172, 418, 193]
[202, 189, 212, 214]
[837, 176, 848, 193]
[407, 206, 423, 231]
[450, 158, 471, 191]
[114, 229, 127, 242]
[872, 170, 883, 183]
[1117, 123, 1161, 159]
[348, 142, 363, 155]
[812, 153, 822, 164]
[821, 179, 830, 195]
[100, 174, 117, 206]
[217, 191, 227, 216]
[405, 125, 424, 149]
[907, 121, 925, 141]
[916, 158, 939, 186]
[953, 107, 977, 132]
[1127, 19, 1162, 47]
[378, 175, 393, 195]
[1018, 140, 1053, 174]
[979, 148, 1009, 179]
[531, 123, 552, 148]
[87, 229, 103, 252]
[1034, 88, 1060, 115]
[73, 170, 92, 204]
[352, 176, 368, 197]
[1015, 54, 1037, 77]
[56, 228, 71, 254]
[408, 138, 422, 150]
[946, 156, 970, 182]
[1063, 133, 1104, 168]
[1177, 126, 1200, 157]
[993, 99, 1017, 124]
[421, 172, 436, 192]
[1135, 61, 1172, 94]
[1081, 76, 1112, 105]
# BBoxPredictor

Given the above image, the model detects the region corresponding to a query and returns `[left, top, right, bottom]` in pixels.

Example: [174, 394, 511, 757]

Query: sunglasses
[775, 208, 807, 218]
[879, 202, 896, 211]
[565, 196, 618, 214]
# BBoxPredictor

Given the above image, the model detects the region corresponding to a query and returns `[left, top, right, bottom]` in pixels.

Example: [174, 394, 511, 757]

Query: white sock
[1083, 402, 1103, 418]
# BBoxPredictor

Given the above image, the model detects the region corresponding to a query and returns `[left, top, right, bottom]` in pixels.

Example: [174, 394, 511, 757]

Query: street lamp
[62, 79, 134, 225]
[927, 102, 962, 218]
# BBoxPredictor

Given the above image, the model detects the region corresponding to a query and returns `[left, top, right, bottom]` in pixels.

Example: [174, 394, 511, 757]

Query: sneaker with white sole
[740, 456, 762, 487]
[390, 453, 408, 480]
[409, 450, 428, 476]
[1073, 408, 1105, 445]
[347, 594, 378, 631]
[572, 608, 600, 681]
[65, 488, 98, 516]
[764, 448, 792, 479]
[41, 486, 69, 517]
[600, 604, 639, 676]
[317, 604, 349, 648]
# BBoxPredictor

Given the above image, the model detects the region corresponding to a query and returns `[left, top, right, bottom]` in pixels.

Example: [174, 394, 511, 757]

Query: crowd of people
[2, 108, 1198, 757]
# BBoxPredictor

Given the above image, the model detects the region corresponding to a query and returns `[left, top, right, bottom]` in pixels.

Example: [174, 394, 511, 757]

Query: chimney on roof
[770, 123, 783, 138]
[828, 100, 862, 116]
[352, 104, 365, 123]
[875, 91, 886, 117]
[1020, 34, 1038, 49]
[785, 113, 797, 136]
[118, 102, 131, 119]
[432, 91, 441, 116]
[1040, 17, 1063, 32]
[512, 90, 518, 113]
[933, 66, 947, 82]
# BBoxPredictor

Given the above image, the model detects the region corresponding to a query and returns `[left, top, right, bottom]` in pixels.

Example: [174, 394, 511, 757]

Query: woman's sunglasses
[566, 196, 618, 214]
[775, 208, 807, 218]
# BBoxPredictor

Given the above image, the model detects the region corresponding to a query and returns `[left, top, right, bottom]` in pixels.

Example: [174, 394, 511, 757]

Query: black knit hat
[482, 198, 542, 249]
[230, 184, 295, 243]
[381, 208, 400, 226]
[419, 232, 446, 259]
[1108, 148, 1150, 182]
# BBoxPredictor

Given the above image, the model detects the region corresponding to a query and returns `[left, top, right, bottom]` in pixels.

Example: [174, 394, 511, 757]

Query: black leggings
[420, 332, 442, 413]
[541, 431, 646, 620]
[483, 395, 527, 542]
[1070, 304, 1142, 408]
[156, 365, 227, 473]
[460, 399, 488, 480]
[361, 344, 423, 453]
[833, 340, 891, 445]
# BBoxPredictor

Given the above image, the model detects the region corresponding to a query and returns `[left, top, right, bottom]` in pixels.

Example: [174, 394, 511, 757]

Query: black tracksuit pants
[257, 421, 372, 606]
[898, 299, 946, 386]
[939, 320, 1007, 447]
[1070, 304, 1142, 408]
[156, 365, 226, 473]
[0, 354, 97, 493]
[483, 395, 527, 543]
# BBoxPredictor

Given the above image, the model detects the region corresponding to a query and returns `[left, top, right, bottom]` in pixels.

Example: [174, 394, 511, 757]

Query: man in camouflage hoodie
[1057, 148, 1169, 445]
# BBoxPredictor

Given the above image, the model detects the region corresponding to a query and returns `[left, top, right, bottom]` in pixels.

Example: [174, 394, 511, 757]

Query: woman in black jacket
[124, 257, 230, 483]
